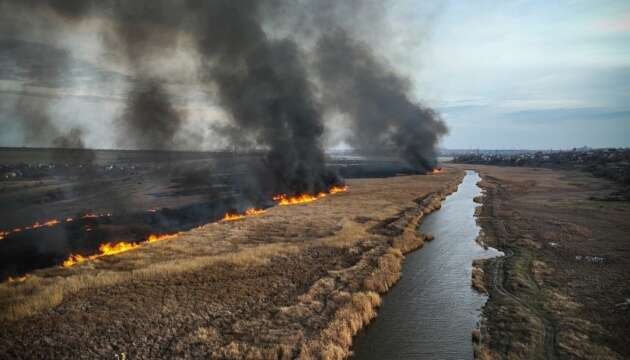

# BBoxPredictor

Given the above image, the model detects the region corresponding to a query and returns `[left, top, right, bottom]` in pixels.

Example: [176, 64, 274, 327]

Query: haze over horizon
[1, 0, 628, 151]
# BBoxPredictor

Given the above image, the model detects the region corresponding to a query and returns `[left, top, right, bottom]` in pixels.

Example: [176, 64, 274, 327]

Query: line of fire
[0, 178, 358, 279]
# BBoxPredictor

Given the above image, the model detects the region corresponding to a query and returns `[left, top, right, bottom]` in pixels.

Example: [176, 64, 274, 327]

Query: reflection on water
[352, 170, 501, 360]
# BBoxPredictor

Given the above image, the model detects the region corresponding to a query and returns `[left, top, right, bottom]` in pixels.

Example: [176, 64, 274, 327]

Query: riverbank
[0, 169, 463, 358]
[465, 165, 630, 359]
[352, 170, 501, 360]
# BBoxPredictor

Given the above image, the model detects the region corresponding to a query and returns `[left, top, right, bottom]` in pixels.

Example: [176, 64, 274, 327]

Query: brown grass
[474, 346, 499, 360]
[0, 242, 300, 321]
[298, 291, 381, 360]
[363, 248, 403, 293]
[471, 264, 487, 293]
[1, 169, 467, 358]
[472, 329, 481, 343]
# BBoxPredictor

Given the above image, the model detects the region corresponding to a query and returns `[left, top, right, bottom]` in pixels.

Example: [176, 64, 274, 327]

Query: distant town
[447, 147, 630, 187]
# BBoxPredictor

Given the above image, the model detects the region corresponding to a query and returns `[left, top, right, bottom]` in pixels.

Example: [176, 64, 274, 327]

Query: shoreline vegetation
[0, 169, 464, 359]
[468, 165, 629, 359]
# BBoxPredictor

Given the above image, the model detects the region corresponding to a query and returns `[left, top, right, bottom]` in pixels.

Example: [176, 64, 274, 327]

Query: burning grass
[0, 212, 113, 241]
[62, 233, 177, 267]
[222, 208, 266, 222]
[273, 185, 348, 206]
[7, 276, 28, 283]
[0, 219, 61, 240]
[0, 169, 468, 358]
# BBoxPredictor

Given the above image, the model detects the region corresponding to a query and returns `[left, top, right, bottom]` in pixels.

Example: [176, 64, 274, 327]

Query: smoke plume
[1, 0, 447, 193]
[316, 30, 448, 172]
[116, 79, 182, 150]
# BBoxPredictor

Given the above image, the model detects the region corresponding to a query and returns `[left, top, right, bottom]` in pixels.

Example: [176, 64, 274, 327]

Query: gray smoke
[0, 36, 86, 148]
[102, 1, 186, 150]
[1, 0, 447, 192]
[316, 30, 448, 172]
[186, 0, 338, 193]
[0, 0, 185, 151]
[116, 79, 182, 150]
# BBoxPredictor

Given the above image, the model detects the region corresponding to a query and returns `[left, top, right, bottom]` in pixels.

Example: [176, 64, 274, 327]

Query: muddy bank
[466, 165, 630, 359]
[0, 169, 463, 359]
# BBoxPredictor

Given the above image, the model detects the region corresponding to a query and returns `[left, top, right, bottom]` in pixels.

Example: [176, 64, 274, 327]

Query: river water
[352, 170, 502, 359]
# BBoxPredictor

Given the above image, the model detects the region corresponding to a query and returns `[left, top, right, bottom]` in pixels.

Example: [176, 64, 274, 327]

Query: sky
[0, 0, 629, 150]
[400, 0, 630, 149]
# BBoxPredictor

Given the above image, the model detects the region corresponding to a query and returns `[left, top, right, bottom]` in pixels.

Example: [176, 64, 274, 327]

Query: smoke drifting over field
[316, 31, 448, 172]
[0, 0, 447, 191]
[117, 79, 183, 150]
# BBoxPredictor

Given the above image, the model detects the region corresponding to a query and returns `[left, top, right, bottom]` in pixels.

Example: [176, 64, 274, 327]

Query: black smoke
[212, 39, 337, 194]
[184, 0, 336, 194]
[316, 30, 448, 172]
[116, 79, 183, 150]
[1, 0, 447, 193]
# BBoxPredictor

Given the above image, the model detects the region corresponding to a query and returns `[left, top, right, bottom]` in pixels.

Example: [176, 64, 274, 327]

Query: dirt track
[0, 170, 463, 359]
[466, 165, 630, 359]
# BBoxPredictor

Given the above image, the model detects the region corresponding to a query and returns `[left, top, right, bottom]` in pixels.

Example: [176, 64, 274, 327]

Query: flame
[63, 232, 177, 267]
[0, 213, 116, 241]
[1, 218, 62, 240]
[81, 212, 112, 219]
[7, 275, 28, 283]
[329, 185, 348, 194]
[31, 219, 61, 229]
[146, 233, 177, 243]
[223, 213, 245, 221]
[245, 208, 266, 216]
[273, 192, 326, 205]
[273, 185, 348, 206]
[62, 241, 139, 267]
[431, 167, 444, 174]
[223, 208, 266, 222]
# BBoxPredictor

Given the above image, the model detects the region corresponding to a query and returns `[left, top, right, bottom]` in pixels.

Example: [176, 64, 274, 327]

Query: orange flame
[1, 218, 63, 240]
[0, 213, 116, 241]
[329, 185, 348, 194]
[62, 241, 139, 267]
[431, 167, 444, 174]
[62, 232, 177, 267]
[31, 219, 61, 229]
[81, 212, 112, 219]
[273, 185, 348, 206]
[244, 208, 266, 216]
[7, 275, 28, 283]
[146, 233, 177, 243]
[273, 192, 326, 205]
[223, 208, 266, 221]
[223, 213, 244, 221]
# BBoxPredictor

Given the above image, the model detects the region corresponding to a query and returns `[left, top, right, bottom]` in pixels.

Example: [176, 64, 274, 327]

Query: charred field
[0, 147, 429, 282]
[0, 148, 462, 358]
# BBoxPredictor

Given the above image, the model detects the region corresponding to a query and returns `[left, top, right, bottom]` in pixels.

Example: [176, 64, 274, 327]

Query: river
[352, 170, 502, 359]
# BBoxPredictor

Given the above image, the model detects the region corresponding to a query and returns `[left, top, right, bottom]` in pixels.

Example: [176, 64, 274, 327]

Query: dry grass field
[464, 165, 630, 360]
[0, 169, 463, 359]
